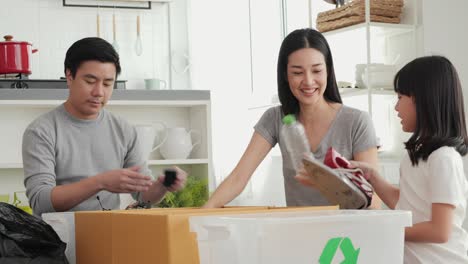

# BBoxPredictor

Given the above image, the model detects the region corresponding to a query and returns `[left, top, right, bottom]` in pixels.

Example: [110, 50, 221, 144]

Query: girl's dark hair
[277, 28, 342, 116]
[394, 55, 468, 165]
[64, 37, 121, 78]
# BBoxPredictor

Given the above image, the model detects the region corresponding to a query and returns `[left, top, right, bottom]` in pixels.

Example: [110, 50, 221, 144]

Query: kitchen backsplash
[0, 0, 190, 90]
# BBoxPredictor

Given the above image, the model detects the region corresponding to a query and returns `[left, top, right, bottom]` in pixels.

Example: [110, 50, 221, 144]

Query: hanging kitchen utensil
[112, 10, 119, 53]
[171, 51, 191, 75]
[135, 15, 143, 56]
[96, 7, 101, 37]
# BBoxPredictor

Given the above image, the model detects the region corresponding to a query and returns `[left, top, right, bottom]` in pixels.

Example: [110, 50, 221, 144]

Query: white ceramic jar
[160, 127, 200, 159]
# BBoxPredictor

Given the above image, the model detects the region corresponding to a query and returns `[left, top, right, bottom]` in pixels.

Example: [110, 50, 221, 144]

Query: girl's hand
[349, 161, 378, 183]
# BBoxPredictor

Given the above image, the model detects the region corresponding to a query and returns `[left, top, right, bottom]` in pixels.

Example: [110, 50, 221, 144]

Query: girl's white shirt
[396, 146, 468, 264]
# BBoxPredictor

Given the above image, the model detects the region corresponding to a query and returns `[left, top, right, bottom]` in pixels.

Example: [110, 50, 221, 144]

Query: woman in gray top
[204, 28, 380, 208]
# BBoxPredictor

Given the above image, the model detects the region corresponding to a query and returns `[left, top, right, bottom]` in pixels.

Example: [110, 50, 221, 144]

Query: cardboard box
[75, 206, 336, 264]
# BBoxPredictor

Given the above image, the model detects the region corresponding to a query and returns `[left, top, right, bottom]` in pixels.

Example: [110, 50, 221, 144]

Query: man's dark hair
[277, 28, 342, 116]
[394, 55, 468, 165]
[64, 37, 121, 78]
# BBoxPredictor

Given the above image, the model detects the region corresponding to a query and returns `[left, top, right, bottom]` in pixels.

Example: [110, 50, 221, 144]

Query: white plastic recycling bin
[189, 210, 411, 264]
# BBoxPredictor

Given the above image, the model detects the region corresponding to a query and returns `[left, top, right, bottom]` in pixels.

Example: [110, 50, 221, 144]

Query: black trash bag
[0, 202, 68, 264]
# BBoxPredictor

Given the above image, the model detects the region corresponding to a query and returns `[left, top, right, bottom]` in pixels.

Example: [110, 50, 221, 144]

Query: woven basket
[317, 0, 403, 32]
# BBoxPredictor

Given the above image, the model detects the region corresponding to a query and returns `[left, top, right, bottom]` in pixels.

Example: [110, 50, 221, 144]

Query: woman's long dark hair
[277, 28, 342, 116]
[394, 56, 468, 165]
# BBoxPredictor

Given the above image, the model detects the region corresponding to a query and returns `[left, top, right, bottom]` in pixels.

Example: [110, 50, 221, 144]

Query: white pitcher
[135, 122, 167, 159]
[160, 127, 201, 159]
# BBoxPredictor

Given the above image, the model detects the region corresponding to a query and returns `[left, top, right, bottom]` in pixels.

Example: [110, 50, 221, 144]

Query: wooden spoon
[112, 13, 119, 52]
[96, 13, 100, 37]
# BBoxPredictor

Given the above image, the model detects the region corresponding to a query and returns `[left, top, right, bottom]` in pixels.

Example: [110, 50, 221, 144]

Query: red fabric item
[324, 147, 351, 169]
[323, 147, 373, 202]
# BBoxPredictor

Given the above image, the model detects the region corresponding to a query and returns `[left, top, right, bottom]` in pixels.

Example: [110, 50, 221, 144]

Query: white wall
[421, 0, 468, 231]
[187, 0, 254, 199]
[188, 0, 311, 206]
[0, 0, 190, 90]
[421, 0, 468, 109]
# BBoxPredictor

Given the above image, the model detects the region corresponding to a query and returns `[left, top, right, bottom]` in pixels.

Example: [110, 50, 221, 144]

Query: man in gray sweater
[22, 37, 187, 216]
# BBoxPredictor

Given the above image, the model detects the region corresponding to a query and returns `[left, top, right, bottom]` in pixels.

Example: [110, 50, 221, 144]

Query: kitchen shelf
[339, 88, 395, 98]
[0, 90, 211, 108]
[0, 89, 209, 101]
[0, 163, 23, 169]
[0, 100, 210, 107]
[313, 0, 418, 164]
[0, 89, 215, 192]
[339, 88, 367, 97]
[323, 22, 415, 39]
[62, 0, 159, 10]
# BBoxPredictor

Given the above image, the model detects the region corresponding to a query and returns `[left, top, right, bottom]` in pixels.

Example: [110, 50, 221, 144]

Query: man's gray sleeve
[23, 127, 57, 216]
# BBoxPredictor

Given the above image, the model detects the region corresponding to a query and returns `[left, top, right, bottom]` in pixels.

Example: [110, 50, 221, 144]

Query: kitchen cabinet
[0, 89, 213, 206]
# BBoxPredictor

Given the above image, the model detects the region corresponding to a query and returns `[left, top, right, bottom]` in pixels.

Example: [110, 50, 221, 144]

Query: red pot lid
[1, 35, 32, 45]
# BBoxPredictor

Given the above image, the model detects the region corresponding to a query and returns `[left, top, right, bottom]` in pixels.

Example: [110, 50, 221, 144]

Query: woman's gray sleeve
[253, 107, 279, 147]
[352, 111, 379, 154]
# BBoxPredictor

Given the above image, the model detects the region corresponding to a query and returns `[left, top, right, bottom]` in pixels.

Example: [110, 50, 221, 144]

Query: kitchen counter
[0, 89, 210, 101]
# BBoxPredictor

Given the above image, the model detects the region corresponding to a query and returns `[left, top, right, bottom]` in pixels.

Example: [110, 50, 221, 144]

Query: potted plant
[158, 177, 208, 208]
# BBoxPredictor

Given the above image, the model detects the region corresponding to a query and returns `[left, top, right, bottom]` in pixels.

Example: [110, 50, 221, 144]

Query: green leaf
[157, 176, 208, 208]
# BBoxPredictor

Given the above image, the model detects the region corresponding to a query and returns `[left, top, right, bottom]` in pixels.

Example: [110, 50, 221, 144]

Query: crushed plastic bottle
[281, 114, 314, 173]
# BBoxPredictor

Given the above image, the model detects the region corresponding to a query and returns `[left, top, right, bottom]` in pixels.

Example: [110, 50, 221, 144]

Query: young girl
[353, 56, 468, 263]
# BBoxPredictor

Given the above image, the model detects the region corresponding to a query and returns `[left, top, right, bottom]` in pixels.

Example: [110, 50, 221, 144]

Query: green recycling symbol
[319, 237, 360, 264]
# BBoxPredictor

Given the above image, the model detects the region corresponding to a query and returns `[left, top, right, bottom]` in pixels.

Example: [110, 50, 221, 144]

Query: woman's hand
[294, 166, 317, 188]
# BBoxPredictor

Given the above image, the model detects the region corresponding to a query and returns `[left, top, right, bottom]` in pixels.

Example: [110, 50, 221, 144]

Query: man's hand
[157, 166, 187, 192]
[97, 166, 153, 193]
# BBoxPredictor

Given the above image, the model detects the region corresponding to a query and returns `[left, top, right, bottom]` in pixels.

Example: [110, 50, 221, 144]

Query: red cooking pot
[0, 35, 38, 75]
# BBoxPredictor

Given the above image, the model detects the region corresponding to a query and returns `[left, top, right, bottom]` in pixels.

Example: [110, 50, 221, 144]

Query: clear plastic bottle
[281, 114, 313, 173]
